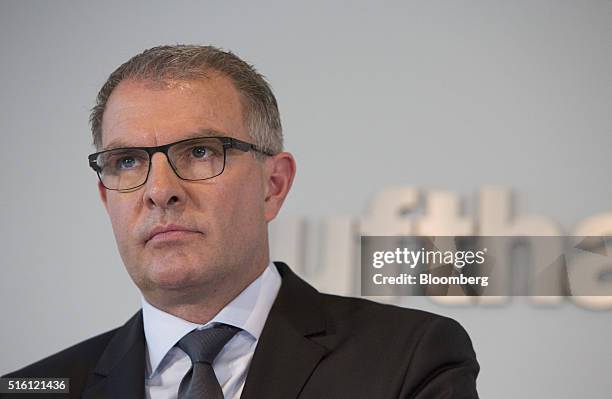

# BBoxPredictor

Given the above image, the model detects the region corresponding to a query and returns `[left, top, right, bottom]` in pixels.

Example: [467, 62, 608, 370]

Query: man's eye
[191, 146, 213, 159]
[116, 156, 139, 169]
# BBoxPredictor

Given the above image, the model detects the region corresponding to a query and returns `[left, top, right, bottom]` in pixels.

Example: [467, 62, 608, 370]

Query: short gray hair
[90, 45, 283, 155]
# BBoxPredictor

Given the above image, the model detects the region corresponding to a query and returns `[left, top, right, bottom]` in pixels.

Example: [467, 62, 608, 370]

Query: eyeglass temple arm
[229, 138, 275, 156]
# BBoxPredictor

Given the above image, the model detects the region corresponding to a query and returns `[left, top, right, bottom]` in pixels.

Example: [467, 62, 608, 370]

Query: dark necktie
[177, 324, 240, 399]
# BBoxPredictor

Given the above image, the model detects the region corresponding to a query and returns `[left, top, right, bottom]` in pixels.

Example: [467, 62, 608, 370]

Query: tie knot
[177, 324, 240, 365]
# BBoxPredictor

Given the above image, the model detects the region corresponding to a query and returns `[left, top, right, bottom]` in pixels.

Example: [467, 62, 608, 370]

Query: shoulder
[315, 294, 479, 396]
[319, 292, 469, 339]
[276, 262, 475, 354]
[316, 292, 477, 370]
[2, 328, 118, 379]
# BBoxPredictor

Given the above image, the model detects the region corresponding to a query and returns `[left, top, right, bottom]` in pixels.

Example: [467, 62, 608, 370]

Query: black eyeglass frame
[88, 136, 275, 191]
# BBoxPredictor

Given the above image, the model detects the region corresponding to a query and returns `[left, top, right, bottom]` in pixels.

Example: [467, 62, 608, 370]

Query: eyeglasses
[88, 136, 274, 192]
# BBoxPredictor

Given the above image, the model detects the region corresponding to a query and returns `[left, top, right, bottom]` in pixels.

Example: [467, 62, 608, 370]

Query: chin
[146, 261, 217, 290]
[151, 270, 192, 286]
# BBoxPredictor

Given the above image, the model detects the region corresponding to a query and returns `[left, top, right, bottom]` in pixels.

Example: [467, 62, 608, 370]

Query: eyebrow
[103, 128, 228, 151]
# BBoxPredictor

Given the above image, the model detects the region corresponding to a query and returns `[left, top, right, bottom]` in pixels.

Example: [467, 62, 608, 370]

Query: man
[2, 45, 479, 398]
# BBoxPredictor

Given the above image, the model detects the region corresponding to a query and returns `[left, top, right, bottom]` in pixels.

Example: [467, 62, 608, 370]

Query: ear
[263, 152, 296, 222]
[98, 181, 110, 213]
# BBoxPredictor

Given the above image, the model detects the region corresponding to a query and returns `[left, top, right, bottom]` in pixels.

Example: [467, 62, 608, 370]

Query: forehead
[100, 74, 247, 149]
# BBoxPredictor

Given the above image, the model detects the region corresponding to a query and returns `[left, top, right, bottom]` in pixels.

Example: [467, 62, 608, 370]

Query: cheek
[106, 195, 141, 247]
[213, 174, 265, 235]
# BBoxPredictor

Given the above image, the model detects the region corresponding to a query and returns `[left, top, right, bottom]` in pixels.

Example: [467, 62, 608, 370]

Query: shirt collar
[141, 262, 281, 376]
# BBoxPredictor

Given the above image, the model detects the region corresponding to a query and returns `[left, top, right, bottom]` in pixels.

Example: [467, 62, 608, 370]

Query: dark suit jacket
[2, 262, 479, 398]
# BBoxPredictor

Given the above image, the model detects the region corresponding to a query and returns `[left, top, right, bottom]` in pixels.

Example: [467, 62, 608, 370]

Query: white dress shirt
[141, 263, 281, 399]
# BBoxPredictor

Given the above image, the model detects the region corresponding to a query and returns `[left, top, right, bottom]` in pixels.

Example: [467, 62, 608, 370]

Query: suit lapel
[240, 262, 333, 399]
[82, 311, 146, 399]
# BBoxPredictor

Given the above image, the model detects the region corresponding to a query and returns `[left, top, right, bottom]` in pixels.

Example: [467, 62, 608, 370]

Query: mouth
[146, 224, 201, 244]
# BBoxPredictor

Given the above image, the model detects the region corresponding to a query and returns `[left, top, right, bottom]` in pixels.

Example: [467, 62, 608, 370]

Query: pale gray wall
[1, 1, 611, 398]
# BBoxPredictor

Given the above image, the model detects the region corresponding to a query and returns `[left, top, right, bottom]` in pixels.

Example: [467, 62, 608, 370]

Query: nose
[142, 152, 186, 209]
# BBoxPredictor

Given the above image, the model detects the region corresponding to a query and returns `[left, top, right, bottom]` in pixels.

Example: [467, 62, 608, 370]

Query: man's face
[98, 74, 284, 304]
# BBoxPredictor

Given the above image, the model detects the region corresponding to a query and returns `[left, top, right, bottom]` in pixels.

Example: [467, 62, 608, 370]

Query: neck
[142, 261, 270, 324]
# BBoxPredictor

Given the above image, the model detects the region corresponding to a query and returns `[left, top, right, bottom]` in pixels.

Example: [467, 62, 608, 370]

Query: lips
[146, 224, 199, 243]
